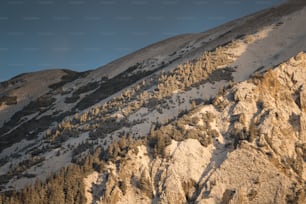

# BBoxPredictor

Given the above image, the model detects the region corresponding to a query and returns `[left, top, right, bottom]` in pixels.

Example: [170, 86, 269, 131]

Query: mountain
[1, 0, 306, 203]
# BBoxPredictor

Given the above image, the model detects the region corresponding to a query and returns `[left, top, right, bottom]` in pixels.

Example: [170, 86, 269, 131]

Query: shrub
[244, 35, 254, 44]
[148, 130, 172, 157]
[137, 170, 153, 198]
[0, 96, 17, 106]
[118, 180, 127, 195]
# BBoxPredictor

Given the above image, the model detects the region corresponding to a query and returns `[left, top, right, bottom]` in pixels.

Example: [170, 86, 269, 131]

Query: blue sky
[0, 0, 282, 82]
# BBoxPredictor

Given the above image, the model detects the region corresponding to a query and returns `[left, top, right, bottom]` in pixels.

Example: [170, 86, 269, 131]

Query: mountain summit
[1, 1, 306, 203]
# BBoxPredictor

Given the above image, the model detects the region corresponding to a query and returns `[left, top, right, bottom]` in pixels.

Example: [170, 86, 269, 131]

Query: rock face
[82, 53, 306, 204]
[1, 1, 306, 204]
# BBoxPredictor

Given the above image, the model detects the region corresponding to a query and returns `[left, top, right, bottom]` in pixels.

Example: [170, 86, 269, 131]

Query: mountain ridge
[1, 1, 306, 203]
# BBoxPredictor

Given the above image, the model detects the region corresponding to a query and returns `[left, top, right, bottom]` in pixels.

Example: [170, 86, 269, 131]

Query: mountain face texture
[1, 0, 306, 203]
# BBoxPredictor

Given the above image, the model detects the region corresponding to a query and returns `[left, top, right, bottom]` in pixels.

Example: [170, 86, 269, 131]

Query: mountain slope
[0, 0, 305, 150]
[1, 0, 306, 203]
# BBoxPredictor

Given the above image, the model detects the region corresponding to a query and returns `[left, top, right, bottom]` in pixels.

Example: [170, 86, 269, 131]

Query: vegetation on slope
[1, 53, 306, 203]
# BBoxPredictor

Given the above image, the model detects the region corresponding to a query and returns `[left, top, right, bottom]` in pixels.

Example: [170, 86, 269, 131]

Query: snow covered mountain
[1, 0, 306, 203]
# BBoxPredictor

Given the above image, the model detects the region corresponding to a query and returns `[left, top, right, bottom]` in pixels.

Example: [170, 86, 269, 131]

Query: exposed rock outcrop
[82, 53, 306, 204]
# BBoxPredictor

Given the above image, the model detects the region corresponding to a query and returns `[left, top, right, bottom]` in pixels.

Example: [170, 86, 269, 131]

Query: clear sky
[0, 0, 282, 82]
